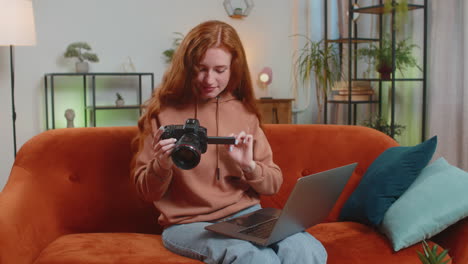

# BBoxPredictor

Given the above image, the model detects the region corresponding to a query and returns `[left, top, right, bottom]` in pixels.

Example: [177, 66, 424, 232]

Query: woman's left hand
[227, 131, 256, 173]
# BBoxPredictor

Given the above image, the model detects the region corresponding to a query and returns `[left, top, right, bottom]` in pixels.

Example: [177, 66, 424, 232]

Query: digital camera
[161, 118, 236, 170]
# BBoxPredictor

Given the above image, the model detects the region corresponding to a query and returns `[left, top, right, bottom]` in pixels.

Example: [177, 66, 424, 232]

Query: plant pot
[378, 64, 393, 80]
[115, 99, 125, 107]
[76, 61, 89, 73]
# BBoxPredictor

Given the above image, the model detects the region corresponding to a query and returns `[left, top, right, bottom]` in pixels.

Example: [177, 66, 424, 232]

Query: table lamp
[259, 66, 272, 87]
[0, 0, 37, 157]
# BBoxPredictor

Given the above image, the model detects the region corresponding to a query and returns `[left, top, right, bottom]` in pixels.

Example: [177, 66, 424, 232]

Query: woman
[132, 20, 326, 264]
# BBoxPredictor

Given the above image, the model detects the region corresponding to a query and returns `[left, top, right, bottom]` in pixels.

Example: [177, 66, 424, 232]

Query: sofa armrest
[0, 166, 66, 264]
[1, 127, 162, 263]
[433, 218, 468, 264]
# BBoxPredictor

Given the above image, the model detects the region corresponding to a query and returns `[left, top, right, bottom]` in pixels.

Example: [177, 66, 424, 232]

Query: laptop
[205, 163, 357, 246]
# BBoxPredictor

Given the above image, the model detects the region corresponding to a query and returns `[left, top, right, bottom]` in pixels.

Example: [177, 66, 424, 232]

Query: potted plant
[115, 93, 125, 107]
[64, 42, 99, 73]
[358, 36, 421, 80]
[417, 240, 451, 264]
[361, 114, 405, 139]
[293, 36, 341, 123]
[162, 32, 184, 64]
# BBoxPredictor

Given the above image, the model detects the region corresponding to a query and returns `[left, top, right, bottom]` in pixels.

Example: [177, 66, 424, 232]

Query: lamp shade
[0, 0, 37, 46]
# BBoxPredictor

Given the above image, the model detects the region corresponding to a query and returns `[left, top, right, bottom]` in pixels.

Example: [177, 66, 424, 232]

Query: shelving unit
[323, 0, 427, 141]
[44, 72, 154, 129]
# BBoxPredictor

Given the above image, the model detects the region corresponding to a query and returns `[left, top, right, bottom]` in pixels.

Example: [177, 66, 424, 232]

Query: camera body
[161, 118, 235, 170]
[161, 118, 209, 154]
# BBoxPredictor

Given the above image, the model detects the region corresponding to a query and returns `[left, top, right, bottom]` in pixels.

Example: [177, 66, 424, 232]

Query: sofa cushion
[339, 136, 437, 226]
[34, 233, 201, 264]
[380, 158, 468, 251]
[308, 222, 450, 264]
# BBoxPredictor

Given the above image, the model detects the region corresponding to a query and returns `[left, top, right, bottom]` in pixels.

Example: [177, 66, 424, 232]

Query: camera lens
[171, 133, 201, 170]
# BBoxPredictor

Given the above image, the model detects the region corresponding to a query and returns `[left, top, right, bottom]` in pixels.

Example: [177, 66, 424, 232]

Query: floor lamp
[0, 0, 37, 158]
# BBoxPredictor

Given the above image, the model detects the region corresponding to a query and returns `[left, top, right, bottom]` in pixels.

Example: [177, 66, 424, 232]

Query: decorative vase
[115, 99, 125, 107]
[76, 61, 89, 73]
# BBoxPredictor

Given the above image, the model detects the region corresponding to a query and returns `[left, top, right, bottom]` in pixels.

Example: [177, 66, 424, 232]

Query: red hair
[132, 20, 261, 168]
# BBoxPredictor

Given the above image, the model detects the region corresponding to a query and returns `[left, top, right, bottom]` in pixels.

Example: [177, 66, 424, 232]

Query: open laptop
[205, 163, 357, 246]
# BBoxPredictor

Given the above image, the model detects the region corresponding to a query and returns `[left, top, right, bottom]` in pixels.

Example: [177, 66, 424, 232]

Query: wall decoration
[121, 56, 136, 72]
[223, 0, 254, 18]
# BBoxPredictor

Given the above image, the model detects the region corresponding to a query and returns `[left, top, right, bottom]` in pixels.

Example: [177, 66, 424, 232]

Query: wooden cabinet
[256, 98, 293, 124]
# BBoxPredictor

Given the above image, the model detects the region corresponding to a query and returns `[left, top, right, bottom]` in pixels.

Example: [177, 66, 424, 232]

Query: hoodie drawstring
[215, 96, 220, 180]
[194, 97, 221, 181]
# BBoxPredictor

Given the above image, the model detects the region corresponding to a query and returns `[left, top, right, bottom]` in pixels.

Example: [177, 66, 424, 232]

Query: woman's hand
[152, 127, 176, 170]
[227, 131, 256, 173]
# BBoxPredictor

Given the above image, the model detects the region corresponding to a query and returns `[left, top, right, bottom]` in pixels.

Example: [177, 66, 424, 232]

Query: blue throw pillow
[339, 136, 437, 226]
[380, 158, 468, 251]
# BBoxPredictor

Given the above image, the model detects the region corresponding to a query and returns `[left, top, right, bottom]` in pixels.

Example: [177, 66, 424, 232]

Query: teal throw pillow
[339, 136, 437, 226]
[380, 157, 468, 251]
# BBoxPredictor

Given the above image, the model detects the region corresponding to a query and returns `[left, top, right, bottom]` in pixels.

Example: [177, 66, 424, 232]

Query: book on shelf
[332, 80, 372, 91]
[336, 89, 374, 95]
[331, 94, 373, 101]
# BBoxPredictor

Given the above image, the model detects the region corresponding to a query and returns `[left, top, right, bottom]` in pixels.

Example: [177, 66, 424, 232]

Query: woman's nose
[204, 71, 215, 85]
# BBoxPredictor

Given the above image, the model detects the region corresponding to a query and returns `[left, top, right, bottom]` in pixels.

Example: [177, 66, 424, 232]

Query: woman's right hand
[152, 127, 177, 170]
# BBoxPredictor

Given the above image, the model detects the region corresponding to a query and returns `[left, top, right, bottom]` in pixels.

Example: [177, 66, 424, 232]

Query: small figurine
[64, 109, 75, 128]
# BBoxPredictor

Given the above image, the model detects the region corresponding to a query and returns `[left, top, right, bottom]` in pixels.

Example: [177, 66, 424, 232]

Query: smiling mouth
[202, 87, 216, 92]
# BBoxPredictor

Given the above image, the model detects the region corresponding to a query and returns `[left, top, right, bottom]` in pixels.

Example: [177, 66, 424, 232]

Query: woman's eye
[216, 67, 228, 73]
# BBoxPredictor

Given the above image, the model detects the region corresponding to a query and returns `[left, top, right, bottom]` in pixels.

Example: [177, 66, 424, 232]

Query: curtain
[295, 0, 468, 171]
[428, 0, 468, 170]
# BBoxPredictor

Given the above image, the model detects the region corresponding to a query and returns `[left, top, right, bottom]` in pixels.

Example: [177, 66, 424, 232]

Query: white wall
[0, 0, 318, 189]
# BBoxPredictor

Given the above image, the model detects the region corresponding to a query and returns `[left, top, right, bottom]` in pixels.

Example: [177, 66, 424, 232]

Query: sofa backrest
[261, 124, 398, 221]
[3, 124, 397, 236]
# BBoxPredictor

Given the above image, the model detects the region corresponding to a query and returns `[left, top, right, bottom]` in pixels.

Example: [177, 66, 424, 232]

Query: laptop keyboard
[239, 218, 278, 239]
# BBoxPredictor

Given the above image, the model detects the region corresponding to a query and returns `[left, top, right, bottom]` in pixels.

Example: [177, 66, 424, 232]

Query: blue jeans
[162, 204, 327, 264]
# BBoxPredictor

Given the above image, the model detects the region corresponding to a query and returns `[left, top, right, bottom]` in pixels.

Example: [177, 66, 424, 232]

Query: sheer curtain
[293, 0, 468, 170]
[428, 0, 468, 170]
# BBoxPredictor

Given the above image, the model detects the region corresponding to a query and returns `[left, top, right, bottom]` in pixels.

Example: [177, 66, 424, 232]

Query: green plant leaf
[82, 53, 99, 62]
[417, 252, 431, 264]
[435, 250, 449, 263]
[162, 32, 184, 63]
[357, 35, 421, 77]
[361, 114, 405, 139]
[64, 42, 98, 63]
[67, 42, 91, 50]
[417, 240, 452, 264]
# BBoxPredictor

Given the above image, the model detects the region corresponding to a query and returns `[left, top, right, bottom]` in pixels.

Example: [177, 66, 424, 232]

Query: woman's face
[196, 47, 232, 100]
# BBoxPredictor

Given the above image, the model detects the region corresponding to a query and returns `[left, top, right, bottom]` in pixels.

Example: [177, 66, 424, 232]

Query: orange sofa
[0, 124, 465, 264]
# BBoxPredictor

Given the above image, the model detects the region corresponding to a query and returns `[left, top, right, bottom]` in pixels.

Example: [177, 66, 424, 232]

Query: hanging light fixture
[223, 0, 254, 19]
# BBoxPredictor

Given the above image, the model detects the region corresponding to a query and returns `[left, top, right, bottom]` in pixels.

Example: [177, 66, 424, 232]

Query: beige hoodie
[132, 93, 282, 227]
